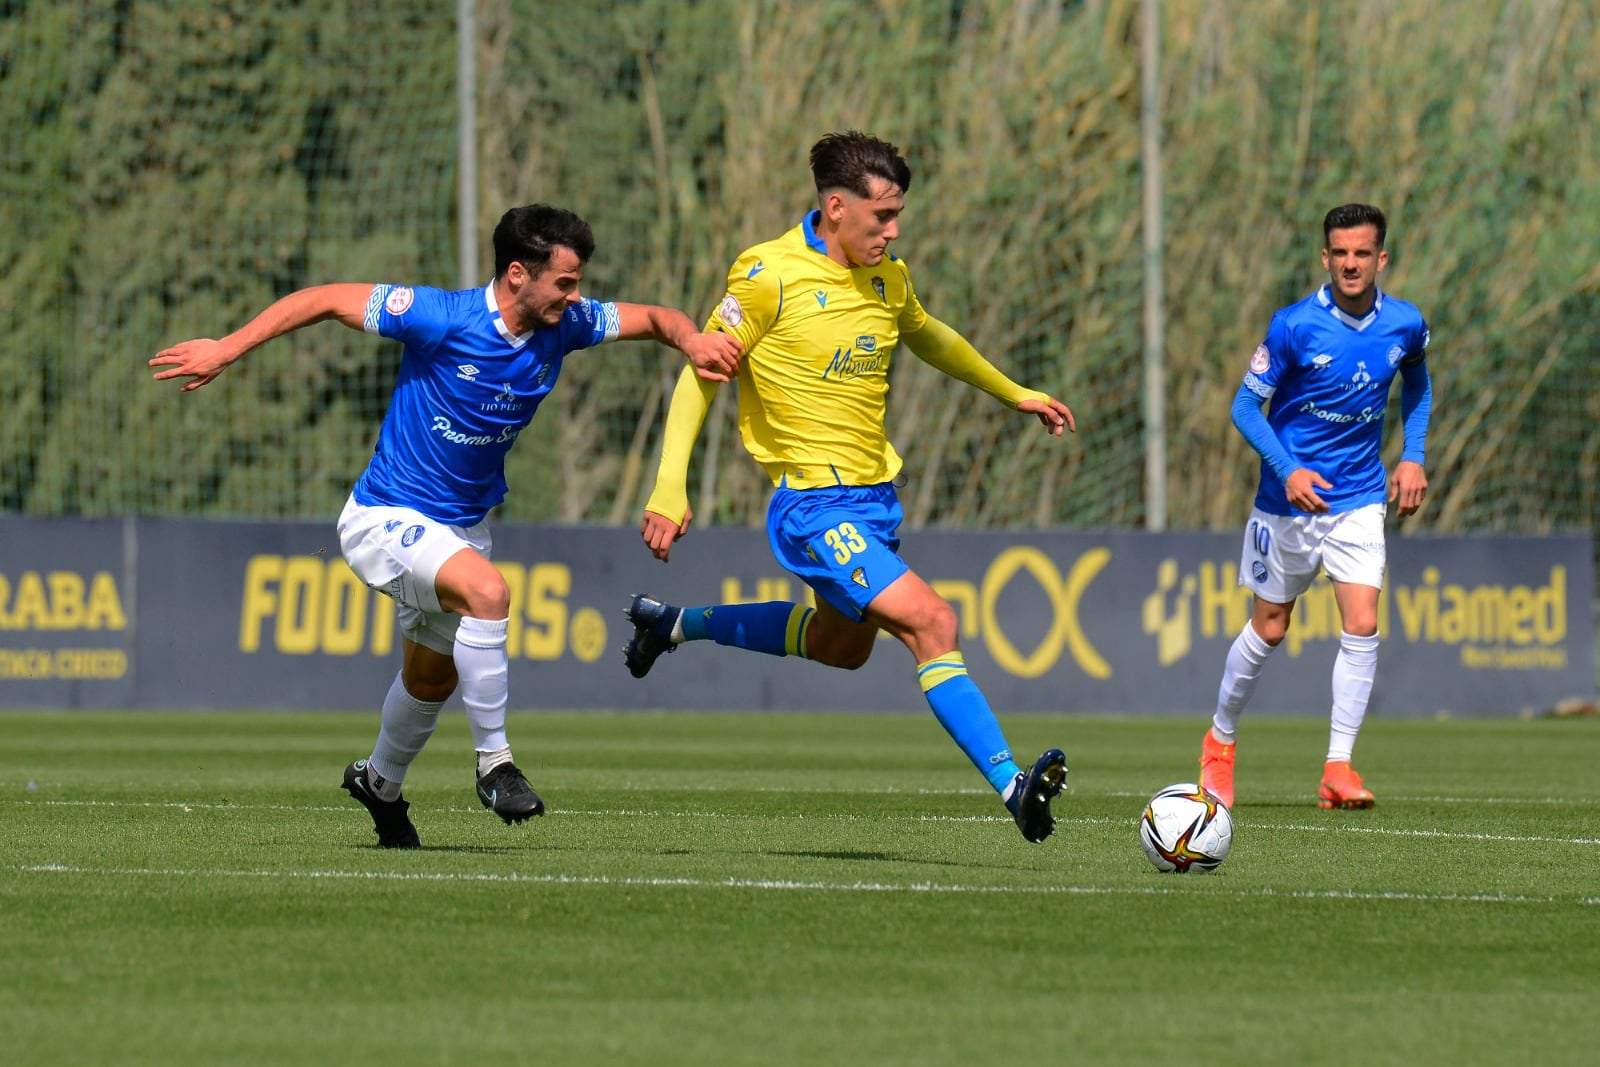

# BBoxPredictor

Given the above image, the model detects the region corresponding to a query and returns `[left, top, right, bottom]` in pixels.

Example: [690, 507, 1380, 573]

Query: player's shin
[685, 601, 813, 657]
[918, 652, 1021, 792]
[1214, 621, 1276, 739]
[367, 671, 444, 797]
[1328, 631, 1379, 761]
[455, 616, 512, 772]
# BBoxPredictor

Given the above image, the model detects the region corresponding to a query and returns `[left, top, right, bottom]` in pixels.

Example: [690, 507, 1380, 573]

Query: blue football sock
[680, 602, 813, 658]
[918, 652, 1022, 793]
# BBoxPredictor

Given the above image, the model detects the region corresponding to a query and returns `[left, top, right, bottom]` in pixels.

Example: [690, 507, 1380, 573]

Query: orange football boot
[1318, 760, 1375, 809]
[1198, 729, 1236, 808]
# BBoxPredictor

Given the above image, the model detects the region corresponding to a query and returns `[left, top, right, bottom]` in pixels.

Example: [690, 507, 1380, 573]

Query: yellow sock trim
[786, 606, 815, 659]
[916, 651, 968, 692]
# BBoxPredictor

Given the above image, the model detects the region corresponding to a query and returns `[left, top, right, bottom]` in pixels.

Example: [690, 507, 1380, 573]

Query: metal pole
[456, 0, 479, 289]
[1140, 0, 1167, 530]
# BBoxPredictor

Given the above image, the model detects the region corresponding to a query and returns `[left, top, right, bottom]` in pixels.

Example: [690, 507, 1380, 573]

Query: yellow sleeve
[703, 248, 780, 346]
[643, 365, 720, 524]
[642, 246, 784, 522]
[902, 314, 1047, 407]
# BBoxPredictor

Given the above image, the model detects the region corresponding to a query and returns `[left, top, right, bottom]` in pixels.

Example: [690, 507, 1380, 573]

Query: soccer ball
[1138, 782, 1233, 873]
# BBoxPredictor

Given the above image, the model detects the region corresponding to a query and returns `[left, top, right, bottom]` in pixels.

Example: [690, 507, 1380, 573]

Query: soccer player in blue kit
[1199, 203, 1432, 811]
[152, 204, 742, 848]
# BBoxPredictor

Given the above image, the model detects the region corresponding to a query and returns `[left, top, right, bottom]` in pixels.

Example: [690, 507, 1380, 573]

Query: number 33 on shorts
[824, 523, 868, 564]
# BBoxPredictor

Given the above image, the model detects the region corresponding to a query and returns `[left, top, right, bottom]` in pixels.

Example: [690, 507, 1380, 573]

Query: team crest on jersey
[851, 567, 869, 589]
[401, 525, 425, 547]
[1249, 345, 1270, 373]
[384, 286, 415, 315]
[717, 293, 743, 328]
[1386, 344, 1405, 368]
[871, 276, 885, 302]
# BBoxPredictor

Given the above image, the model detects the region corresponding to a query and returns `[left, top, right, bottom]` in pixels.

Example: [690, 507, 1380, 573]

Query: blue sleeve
[1232, 383, 1300, 485]
[1399, 357, 1431, 465]
[368, 284, 449, 350]
[561, 298, 621, 351]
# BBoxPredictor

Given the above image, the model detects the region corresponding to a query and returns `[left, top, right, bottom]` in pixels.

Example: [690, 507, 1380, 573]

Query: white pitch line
[14, 799, 1600, 847]
[10, 863, 1594, 906]
[16, 782, 1595, 806]
[1101, 790, 1600, 807]
[1264, 821, 1600, 846]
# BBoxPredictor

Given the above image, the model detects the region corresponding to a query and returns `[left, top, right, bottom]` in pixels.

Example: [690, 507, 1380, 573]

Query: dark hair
[809, 130, 912, 199]
[1323, 203, 1387, 248]
[492, 204, 596, 277]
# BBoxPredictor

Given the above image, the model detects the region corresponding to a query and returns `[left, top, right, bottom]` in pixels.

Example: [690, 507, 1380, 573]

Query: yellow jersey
[643, 212, 1046, 525]
[704, 211, 925, 489]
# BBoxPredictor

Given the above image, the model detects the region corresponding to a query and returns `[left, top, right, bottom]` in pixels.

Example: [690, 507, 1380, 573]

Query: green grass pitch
[2, 710, 1596, 1065]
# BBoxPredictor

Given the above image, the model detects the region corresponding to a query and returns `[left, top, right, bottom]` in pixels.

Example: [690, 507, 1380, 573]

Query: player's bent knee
[437, 549, 511, 617]
[920, 600, 960, 650]
[1255, 619, 1290, 645]
[401, 663, 457, 703]
[475, 575, 512, 613]
[405, 677, 457, 703]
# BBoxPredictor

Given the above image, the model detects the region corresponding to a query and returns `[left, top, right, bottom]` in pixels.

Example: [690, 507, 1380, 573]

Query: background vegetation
[2, 0, 1596, 541]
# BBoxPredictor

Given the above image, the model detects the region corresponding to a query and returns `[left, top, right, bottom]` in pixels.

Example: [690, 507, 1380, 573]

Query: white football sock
[1212, 621, 1276, 742]
[1328, 631, 1379, 762]
[455, 616, 511, 759]
[476, 746, 513, 778]
[1001, 771, 1023, 805]
[367, 672, 444, 799]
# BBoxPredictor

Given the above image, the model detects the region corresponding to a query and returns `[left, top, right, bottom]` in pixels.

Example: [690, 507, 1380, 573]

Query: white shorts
[337, 495, 490, 655]
[1237, 503, 1386, 603]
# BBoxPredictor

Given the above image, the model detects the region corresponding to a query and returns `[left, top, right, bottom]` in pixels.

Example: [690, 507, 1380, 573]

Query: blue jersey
[1240, 284, 1430, 516]
[351, 282, 620, 525]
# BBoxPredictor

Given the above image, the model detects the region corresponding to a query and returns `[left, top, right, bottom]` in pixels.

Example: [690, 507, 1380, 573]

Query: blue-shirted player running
[624, 131, 1079, 843]
[1199, 203, 1433, 811]
[153, 204, 742, 848]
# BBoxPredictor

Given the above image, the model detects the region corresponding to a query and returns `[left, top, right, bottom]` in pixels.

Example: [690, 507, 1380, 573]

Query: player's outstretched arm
[903, 316, 1072, 433]
[614, 303, 742, 383]
[150, 284, 373, 392]
[640, 365, 719, 562]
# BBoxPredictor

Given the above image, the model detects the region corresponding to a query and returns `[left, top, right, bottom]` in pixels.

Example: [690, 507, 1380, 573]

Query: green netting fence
[2, 0, 1596, 548]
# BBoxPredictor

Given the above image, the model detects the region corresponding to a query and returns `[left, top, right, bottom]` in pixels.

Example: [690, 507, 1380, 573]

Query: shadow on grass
[764, 849, 1002, 871]
[349, 844, 533, 855]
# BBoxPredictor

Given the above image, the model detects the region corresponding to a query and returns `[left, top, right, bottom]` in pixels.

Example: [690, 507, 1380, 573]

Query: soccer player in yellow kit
[625, 131, 1080, 843]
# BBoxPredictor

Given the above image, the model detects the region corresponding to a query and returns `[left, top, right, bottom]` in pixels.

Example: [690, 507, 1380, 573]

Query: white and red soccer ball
[1139, 782, 1234, 873]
